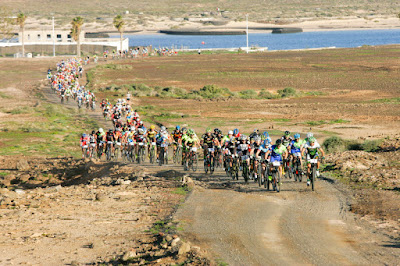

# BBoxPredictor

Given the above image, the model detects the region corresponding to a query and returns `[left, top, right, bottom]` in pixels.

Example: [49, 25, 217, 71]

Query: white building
[18, 30, 85, 43]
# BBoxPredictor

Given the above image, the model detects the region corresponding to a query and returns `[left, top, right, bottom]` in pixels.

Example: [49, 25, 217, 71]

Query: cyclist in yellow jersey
[146, 125, 158, 155]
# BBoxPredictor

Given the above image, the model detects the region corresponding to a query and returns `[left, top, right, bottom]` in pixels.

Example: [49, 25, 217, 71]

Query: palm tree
[70, 16, 84, 57]
[113, 15, 125, 55]
[16, 13, 27, 57]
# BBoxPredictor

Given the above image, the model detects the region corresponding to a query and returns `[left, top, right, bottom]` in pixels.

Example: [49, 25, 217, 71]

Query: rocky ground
[0, 157, 211, 265]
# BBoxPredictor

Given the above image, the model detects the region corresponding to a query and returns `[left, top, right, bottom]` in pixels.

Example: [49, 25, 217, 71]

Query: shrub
[239, 89, 258, 99]
[197, 85, 234, 99]
[278, 87, 297, 98]
[362, 139, 382, 152]
[323, 136, 345, 153]
[259, 89, 278, 99]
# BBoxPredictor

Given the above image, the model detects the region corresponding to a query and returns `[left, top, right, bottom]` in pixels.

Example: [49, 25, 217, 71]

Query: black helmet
[276, 139, 282, 145]
[214, 128, 219, 133]
[284, 131, 290, 136]
[91, 130, 95, 134]
[109, 129, 113, 133]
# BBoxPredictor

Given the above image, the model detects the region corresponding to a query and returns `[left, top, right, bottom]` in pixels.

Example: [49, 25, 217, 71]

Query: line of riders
[49, 59, 325, 192]
[47, 58, 96, 110]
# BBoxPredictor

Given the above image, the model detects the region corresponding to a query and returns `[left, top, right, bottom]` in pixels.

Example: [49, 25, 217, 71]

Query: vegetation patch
[323, 136, 384, 153]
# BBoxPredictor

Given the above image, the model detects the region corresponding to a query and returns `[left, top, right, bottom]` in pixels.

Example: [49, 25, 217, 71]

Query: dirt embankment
[0, 157, 211, 265]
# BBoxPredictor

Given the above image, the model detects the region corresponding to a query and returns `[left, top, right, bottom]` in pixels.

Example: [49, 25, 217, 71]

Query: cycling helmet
[82, 133, 86, 137]
[150, 125, 155, 130]
[182, 127, 187, 132]
[253, 128, 259, 133]
[139, 121, 143, 125]
[108, 129, 113, 133]
[263, 131, 269, 138]
[91, 130, 95, 134]
[138, 128, 144, 135]
[228, 130, 233, 135]
[284, 131, 290, 136]
[99, 128, 104, 133]
[206, 127, 212, 133]
[161, 126, 166, 131]
[307, 132, 313, 138]
[233, 128, 239, 135]
[294, 133, 300, 139]
[188, 129, 194, 135]
[276, 139, 282, 145]
[176, 125, 181, 130]
[309, 137, 316, 143]
[214, 128, 219, 133]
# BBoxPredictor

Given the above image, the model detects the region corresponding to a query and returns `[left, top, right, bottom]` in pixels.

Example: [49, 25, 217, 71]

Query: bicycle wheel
[106, 147, 111, 161]
[312, 166, 316, 191]
[192, 153, 198, 172]
[276, 172, 281, 193]
[264, 168, 269, 190]
[140, 147, 145, 163]
[150, 148, 155, 164]
[243, 164, 249, 183]
[272, 171, 277, 191]
[177, 147, 182, 164]
[159, 148, 164, 166]
[204, 157, 209, 174]
[165, 149, 168, 165]
[258, 163, 262, 187]
[114, 147, 119, 161]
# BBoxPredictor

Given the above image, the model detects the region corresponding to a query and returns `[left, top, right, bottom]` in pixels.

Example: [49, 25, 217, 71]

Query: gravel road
[175, 171, 400, 265]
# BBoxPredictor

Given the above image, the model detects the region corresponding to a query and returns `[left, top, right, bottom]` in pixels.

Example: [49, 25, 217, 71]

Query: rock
[122, 250, 137, 261]
[170, 237, 181, 247]
[15, 189, 25, 195]
[70, 261, 80, 266]
[165, 235, 173, 242]
[178, 242, 191, 255]
[46, 185, 62, 193]
[95, 193, 106, 202]
[16, 159, 30, 171]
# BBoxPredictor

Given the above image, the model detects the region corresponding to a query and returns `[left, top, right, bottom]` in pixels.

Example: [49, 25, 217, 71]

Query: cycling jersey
[281, 136, 293, 147]
[172, 130, 182, 141]
[269, 145, 287, 162]
[290, 139, 303, 154]
[303, 142, 321, 158]
[147, 129, 157, 140]
[202, 133, 216, 148]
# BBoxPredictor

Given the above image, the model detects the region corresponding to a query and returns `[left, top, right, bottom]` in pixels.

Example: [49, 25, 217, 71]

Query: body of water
[113, 29, 400, 51]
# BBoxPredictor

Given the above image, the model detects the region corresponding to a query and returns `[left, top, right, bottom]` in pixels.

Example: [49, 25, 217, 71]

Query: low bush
[278, 87, 297, 98]
[323, 136, 346, 153]
[258, 89, 278, 99]
[239, 89, 258, 99]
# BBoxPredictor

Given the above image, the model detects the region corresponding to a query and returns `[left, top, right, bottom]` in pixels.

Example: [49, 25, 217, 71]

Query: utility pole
[52, 16, 55, 57]
[246, 14, 249, 54]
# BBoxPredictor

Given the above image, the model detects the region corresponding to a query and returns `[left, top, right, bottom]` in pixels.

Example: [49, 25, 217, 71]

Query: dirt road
[43, 83, 399, 265]
[175, 171, 400, 265]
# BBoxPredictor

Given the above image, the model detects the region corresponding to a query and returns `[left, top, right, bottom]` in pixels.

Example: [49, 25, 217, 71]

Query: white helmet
[228, 130, 233, 135]
[307, 132, 313, 138]
[138, 128, 144, 135]
[99, 128, 104, 133]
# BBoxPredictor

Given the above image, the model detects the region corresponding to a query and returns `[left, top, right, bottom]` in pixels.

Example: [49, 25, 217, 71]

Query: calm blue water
[112, 29, 400, 50]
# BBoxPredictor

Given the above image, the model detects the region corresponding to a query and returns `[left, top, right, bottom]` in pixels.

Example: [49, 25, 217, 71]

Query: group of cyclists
[81, 91, 325, 191]
[48, 58, 325, 192]
[47, 58, 96, 110]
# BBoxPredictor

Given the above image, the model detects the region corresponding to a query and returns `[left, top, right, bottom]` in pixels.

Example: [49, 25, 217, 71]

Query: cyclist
[105, 129, 115, 157]
[233, 128, 241, 140]
[201, 127, 219, 164]
[183, 129, 200, 167]
[255, 135, 271, 179]
[146, 125, 158, 156]
[281, 131, 293, 175]
[302, 137, 325, 186]
[80, 133, 89, 158]
[135, 128, 147, 161]
[304, 132, 320, 145]
[223, 131, 237, 171]
[89, 130, 97, 156]
[250, 136, 262, 181]
[213, 128, 223, 167]
[289, 133, 304, 175]
[249, 129, 260, 140]
[171, 125, 183, 157]
[96, 128, 105, 156]
[265, 139, 288, 178]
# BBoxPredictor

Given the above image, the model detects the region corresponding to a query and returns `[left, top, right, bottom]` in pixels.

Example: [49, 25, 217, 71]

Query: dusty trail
[176, 170, 400, 265]
[42, 83, 399, 265]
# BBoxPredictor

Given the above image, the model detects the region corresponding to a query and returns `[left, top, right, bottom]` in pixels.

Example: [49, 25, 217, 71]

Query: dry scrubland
[0, 46, 399, 264]
[2, 0, 398, 26]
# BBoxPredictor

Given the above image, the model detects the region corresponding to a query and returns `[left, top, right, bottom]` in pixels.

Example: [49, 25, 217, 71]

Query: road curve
[175, 171, 398, 265]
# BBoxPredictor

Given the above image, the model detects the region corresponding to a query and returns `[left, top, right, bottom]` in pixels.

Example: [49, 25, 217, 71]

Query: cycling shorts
[270, 155, 282, 163]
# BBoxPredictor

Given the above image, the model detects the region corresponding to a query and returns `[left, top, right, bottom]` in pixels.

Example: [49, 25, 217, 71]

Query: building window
[47, 34, 51, 40]
[27, 34, 30, 40]
[37, 34, 41, 40]
[57, 34, 62, 42]
[67, 34, 72, 42]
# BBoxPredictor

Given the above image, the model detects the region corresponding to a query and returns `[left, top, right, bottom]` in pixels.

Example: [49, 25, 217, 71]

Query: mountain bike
[114, 141, 122, 161]
[89, 142, 96, 158]
[255, 156, 265, 187]
[187, 147, 198, 172]
[173, 143, 182, 165]
[283, 157, 292, 179]
[105, 141, 113, 161]
[158, 143, 168, 166]
[231, 155, 239, 180]
[292, 153, 303, 182]
[204, 147, 215, 174]
[267, 161, 281, 192]
[78, 98, 82, 109]
[127, 142, 135, 162]
[82, 144, 89, 159]
[137, 142, 146, 164]
[149, 141, 156, 164]
[60, 94, 65, 104]
[308, 158, 318, 191]
[241, 154, 250, 183]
